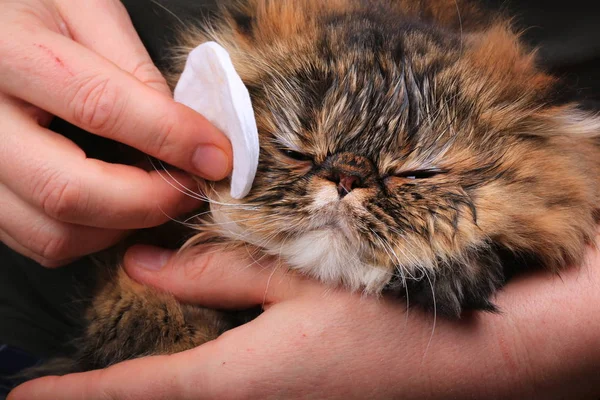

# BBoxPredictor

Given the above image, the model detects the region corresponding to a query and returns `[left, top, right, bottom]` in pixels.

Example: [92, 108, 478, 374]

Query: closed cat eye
[395, 168, 444, 179]
[280, 148, 313, 162]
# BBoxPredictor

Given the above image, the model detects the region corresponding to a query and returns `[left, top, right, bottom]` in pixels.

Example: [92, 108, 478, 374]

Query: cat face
[183, 0, 600, 316]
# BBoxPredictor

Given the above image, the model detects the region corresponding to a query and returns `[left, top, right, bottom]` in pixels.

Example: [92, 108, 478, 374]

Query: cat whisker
[368, 229, 413, 323]
[236, 243, 277, 281]
[219, 225, 282, 249]
[383, 227, 432, 280]
[262, 230, 302, 307]
[454, 0, 463, 51]
[186, 214, 281, 228]
[157, 210, 282, 233]
[206, 193, 261, 211]
[369, 229, 405, 285]
[421, 268, 437, 364]
[152, 158, 260, 209]
[383, 236, 425, 281]
[149, 158, 208, 203]
[182, 210, 214, 224]
[149, 0, 186, 28]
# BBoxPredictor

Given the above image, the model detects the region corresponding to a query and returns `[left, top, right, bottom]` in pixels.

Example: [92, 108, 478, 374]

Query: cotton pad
[173, 41, 259, 199]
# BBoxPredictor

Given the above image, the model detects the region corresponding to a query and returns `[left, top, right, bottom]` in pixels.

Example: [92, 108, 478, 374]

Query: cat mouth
[306, 214, 359, 245]
[304, 194, 368, 242]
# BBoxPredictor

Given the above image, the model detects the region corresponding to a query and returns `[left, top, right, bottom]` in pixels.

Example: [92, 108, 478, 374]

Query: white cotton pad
[173, 41, 259, 199]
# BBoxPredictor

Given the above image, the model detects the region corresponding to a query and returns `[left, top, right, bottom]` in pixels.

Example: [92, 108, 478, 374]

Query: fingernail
[129, 245, 173, 271]
[192, 145, 230, 181]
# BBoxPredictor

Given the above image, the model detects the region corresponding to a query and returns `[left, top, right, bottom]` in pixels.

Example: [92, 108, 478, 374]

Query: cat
[37, 0, 600, 373]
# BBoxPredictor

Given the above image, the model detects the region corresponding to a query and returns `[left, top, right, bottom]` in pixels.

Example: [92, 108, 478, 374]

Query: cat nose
[327, 172, 362, 198]
[323, 152, 375, 198]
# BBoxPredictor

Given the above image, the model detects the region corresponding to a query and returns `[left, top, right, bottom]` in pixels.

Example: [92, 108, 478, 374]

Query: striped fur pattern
[175, 0, 600, 315]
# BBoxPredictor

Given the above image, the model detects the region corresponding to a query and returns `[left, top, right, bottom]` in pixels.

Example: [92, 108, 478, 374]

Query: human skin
[0, 0, 232, 267]
[9, 231, 600, 400]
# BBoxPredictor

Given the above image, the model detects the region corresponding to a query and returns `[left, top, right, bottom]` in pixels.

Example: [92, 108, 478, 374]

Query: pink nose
[334, 173, 361, 198]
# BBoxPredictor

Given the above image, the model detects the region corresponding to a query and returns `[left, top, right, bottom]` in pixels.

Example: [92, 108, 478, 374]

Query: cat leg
[70, 268, 233, 372]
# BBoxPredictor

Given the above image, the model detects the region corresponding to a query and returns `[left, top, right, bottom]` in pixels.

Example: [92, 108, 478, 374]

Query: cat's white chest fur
[276, 229, 390, 293]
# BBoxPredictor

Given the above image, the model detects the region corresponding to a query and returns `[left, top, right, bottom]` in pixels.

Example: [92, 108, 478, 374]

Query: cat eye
[395, 168, 444, 180]
[280, 149, 313, 162]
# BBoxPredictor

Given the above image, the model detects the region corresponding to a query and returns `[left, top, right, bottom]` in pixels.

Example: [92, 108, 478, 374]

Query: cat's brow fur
[35, 0, 600, 373]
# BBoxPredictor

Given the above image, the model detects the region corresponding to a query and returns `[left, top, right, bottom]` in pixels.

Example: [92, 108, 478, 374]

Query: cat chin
[270, 229, 391, 294]
[210, 204, 391, 293]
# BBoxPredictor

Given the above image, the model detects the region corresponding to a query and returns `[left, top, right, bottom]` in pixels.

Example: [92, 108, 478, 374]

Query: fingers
[0, 228, 77, 267]
[7, 310, 306, 400]
[7, 347, 212, 400]
[0, 22, 232, 181]
[8, 329, 273, 400]
[0, 182, 127, 266]
[0, 0, 220, 263]
[53, 0, 171, 94]
[0, 95, 203, 229]
[123, 244, 314, 308]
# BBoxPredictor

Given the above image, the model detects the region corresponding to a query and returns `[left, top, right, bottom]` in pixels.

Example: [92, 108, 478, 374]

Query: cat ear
[552, 107, 600, 141]
[525, 106, 600, 141]
[230, 10, 255, 38]
[510, 106, 600, 149]
[227, 2, 256, 39]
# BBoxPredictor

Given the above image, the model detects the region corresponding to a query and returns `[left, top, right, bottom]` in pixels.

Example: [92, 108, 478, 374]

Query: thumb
[8, 310, 297, 400]
[123, 244, 311, 308]
[7, 340, 235, 400]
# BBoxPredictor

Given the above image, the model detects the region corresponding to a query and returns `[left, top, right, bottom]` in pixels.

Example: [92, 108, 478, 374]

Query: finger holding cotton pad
[174, 42, 260, 199]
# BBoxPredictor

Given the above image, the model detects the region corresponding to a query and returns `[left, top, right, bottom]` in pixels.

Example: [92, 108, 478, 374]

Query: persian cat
[41, 0, 600, 372]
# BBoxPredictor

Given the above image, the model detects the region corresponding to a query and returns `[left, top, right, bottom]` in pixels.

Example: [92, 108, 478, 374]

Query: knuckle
[180, 249, 215, 282]
[68, 74, 122, 132]
[130, 59, 165, 86]
[145, 111, 178, 158]
[138, 205, 163, 228]
[37, 255, 70, 268]
[133, 190, 166, 228]
[34, 230, 71, 263]
[35, 170, 84, 221]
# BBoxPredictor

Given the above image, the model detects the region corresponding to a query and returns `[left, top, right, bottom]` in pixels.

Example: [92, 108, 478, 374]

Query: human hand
[9, 235, 600, 399]
[0, 0, 232, 266]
